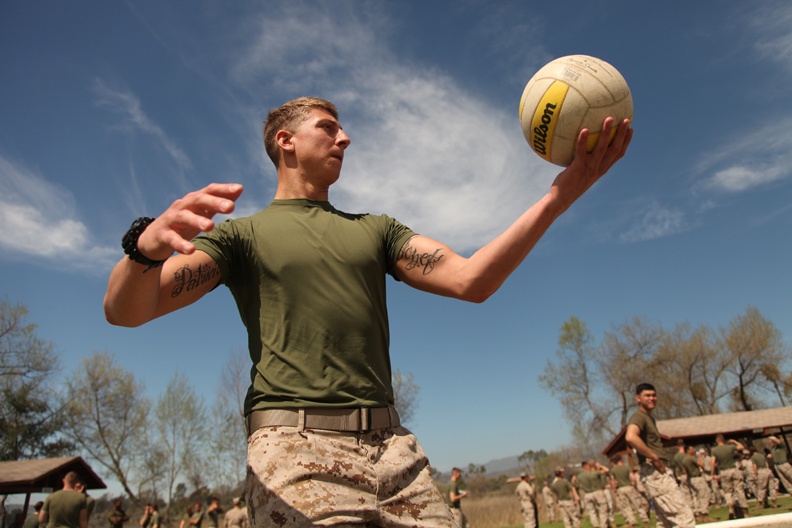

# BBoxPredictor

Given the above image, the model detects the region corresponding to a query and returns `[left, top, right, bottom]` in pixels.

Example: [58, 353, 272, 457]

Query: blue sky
[1, 0, 791, 484]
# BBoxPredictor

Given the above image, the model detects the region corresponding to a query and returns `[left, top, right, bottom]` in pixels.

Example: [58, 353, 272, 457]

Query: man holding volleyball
[104, 96, 631, 527]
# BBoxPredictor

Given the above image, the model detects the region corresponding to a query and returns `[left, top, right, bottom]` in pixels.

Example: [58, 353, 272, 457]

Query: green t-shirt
[579, 470, 606, 492]
[193, 199, 415, 413]
[611, 464, 632, 488]
[772, 445, 788, 465]
[682, 454, 702, 477]
[751, 452, 767, 469]
[627, 409, 666, 463]
[43, 490, 87, 528]
[712, 444, 738, 471]
[449, 480, 463, 509]
[550, 478, 574, 501]
[22, 513, 40, 528]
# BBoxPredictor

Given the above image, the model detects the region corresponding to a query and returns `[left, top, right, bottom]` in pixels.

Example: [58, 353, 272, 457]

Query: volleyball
[519, 55, 633, 167]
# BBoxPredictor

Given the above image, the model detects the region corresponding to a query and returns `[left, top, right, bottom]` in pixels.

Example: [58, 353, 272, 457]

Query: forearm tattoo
[171, 263, 220, 297]
[398, 241, 444, 275]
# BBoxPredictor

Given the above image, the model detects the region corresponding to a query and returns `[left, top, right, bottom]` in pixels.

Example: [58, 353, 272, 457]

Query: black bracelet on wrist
[122, 217, 167, 272]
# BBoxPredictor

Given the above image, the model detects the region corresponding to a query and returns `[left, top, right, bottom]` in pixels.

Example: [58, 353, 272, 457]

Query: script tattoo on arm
[171, 263, 221, 298]
[398, 240, 445, 275]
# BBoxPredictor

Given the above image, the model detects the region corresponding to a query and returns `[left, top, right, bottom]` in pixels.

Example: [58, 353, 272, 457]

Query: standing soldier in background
[22, 502, 44, 528]
[609, 456, 650, 528]
[73, 482, 94, 522]
[541, 480, 558, 524]
[625, 383, 695, 528]
[751, 445, 778, 509]
[515, 472, 540, 528]
[769, 436, 792, 495]
[39, 472, 88, 528]
[711, 434, 748, 519]
[223, 498, 249, 528]
[107, 499, 129, 528]
[204, 498, 224, 528]
[576, 460, 610, 528]
[139, 505, 153, 528]
[551, 467, 581, 528]
[448, 467, 468, 528]
[681, 445, 712, 522]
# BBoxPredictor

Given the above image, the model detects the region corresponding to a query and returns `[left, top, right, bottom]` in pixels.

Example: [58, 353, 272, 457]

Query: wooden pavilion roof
[0, 456, 106, 495]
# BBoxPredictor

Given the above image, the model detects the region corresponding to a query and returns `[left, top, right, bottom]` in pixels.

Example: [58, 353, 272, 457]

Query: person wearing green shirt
[609, 456, 649, 528]
[711, 434, 748, 519]
[22, 502, 43, 528]
[626, 383, 694, 528]
[104, 91, 632, 528]
[550, 467, 580, 528]
[448, 467, 468, 528]
[769, 436, 792, 497]
[681, 445, 711, 521]
[577, 460, 609, 528]
[39, 472, 87, 528]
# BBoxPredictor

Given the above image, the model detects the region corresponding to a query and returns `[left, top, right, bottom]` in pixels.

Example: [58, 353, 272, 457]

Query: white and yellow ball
[519, 55, 633, 166]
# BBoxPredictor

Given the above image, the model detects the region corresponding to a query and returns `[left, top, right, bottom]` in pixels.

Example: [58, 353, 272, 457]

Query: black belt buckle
[360, 407, 372, 432]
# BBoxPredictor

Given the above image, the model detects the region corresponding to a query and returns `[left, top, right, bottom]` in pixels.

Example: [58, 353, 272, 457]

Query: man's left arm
[393, 118, 631, 301]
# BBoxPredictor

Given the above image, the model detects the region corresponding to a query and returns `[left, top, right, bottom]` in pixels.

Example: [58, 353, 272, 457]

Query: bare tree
[202, 348, 248, 491]
[153, 373, 207, 519]
[0, 300, 72, 461]
[392, 369, 420, 426]
[63, 352, 150, 503]
[721, 306, 788, 411]
[541, 308, 791, 452]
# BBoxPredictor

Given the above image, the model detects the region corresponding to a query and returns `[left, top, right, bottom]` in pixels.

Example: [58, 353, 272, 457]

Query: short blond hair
[263, 97, 339, 168]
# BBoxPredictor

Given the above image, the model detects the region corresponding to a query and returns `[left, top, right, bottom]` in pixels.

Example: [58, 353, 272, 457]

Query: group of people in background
[17, 471, 249, 528]
[445, 382, 792, 528]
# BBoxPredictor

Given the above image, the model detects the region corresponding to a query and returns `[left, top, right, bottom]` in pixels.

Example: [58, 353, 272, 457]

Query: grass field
[463, 492, 792, 528]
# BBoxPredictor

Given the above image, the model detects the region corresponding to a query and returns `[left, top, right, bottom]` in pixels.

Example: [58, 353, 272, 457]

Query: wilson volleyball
[519, 55, 633, 166]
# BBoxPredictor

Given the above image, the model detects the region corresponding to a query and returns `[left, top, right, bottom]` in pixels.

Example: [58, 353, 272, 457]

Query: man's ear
[276, 129, 294, 153]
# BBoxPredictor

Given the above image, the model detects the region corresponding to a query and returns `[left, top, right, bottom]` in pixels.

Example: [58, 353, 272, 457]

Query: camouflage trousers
[246, 425, 455, 527]
[775, 462, 792, 497]
[687, 476, 709, 517]
[519, 500, 537, 528]
[557, 499, 581, 528]
[755, 467, 778, 505]
[615, 486, 649, 524]
[718, 468, 748, 510]
[582, 490, 608, 528]
[639, 465, 695, 528]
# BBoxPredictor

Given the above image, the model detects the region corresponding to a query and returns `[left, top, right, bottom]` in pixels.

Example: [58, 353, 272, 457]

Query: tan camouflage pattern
[718, 467, 748, 510]
[541, 485, 557, 523]
[449, 508, 466, 528]
[556, 499, 581, 528]
[775, 461, 792, 497]
[246, 425, 455, 527]
[638, 465, 695, 528]
[582, 490, 608, 528]
[687, 476, 709, 517]
[615, 485, 650, 524]
[755, 467, 778, 505]
[223, 506, 249, 528]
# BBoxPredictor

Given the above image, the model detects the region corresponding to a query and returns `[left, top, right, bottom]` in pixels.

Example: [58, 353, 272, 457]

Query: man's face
[636, 389, 658, 411]
[287, 108, 350, 183]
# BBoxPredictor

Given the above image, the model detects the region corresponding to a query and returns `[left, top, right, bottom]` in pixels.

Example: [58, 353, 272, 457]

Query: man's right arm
[104, 183, 242, 327]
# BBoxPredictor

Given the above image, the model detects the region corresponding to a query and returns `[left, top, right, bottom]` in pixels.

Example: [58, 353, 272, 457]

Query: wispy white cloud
[751, 2, 792, 72]
[229, 3, 558, 252]
[92, 79, 193, 196]
[0, 154, 117, 271]
[618, 202, 687, 243]
[695, 118, 792, 193]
